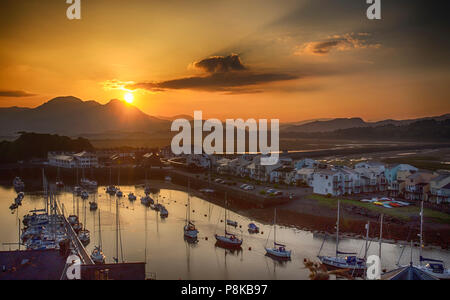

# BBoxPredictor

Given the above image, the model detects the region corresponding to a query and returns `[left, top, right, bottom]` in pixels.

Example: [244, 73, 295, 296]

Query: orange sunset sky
[0, 0, 449, 122]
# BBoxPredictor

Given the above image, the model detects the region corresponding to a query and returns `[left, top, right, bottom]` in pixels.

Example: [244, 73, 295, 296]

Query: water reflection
[0, 183, 449, 280]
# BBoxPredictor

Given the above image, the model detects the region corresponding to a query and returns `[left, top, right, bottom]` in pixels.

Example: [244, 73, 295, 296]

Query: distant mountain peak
[42, 96, 83, 105]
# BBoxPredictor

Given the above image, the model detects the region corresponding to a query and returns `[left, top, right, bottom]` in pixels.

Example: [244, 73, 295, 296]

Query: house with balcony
[429, 174, 450, 203]
[270, 166, 297, 185]
[405, 171, 438, 201]
[388, 168, 417, 198]
[385, 164, 418, 184]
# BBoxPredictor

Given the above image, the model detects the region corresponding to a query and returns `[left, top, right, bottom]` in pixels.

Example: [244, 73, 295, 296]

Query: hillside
[281, 119, 450, 141]
[0, 132, 94, 163]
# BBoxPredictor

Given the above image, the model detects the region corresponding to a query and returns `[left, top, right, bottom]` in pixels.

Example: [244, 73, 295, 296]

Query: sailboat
[265, 208, 291, 259]
[91, 209, 106, 264]
[106, 167, 117, 195]
[184, 180, 198, 239]
[414, 201, 450, 280]
[317, 199, 366, 277]
[116, 167, 123, 197]
[78, 199, 90, 246]
[56, 167, 64, 188]
[214, 194, 242, 248]
[89, 193, 98, 211]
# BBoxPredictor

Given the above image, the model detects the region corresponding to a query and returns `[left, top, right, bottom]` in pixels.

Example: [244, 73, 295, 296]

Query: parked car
[244, 185, 255, 191]
[240, 184, 248, 189]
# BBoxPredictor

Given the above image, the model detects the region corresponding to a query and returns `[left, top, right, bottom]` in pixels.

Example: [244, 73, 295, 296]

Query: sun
[124, 92, 134, 104]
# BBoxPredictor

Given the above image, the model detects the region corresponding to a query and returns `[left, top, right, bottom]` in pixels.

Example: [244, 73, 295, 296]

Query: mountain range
[0, 96, 170, 136]
[281, 115, 450, 133]
[0, 96, 449, 141]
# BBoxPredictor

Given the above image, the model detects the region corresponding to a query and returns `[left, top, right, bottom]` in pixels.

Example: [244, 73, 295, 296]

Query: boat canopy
[274, 242, 286, 247]
[337, 250, 357, 255]
[420, 256, 444, 263]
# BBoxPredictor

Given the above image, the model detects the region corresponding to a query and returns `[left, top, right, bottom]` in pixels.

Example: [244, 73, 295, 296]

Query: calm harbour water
[1, 184, 449, 280]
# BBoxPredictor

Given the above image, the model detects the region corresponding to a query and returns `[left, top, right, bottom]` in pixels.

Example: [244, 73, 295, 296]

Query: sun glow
[124, 92, 134, 103]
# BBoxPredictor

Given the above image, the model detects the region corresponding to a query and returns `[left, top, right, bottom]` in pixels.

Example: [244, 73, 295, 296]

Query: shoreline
[151, 180, 450, 251]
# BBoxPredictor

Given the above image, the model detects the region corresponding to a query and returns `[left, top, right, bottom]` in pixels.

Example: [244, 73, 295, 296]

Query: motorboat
[128, 192, 137, 201]
[13, 177, 25, 191]
[81, 191, 89, 200]
[227, 220, 238, 227]
[160, 206, 169, 218]
[78, 229, 90, 246]
[91, 246, 106, 264]
[248, 223, 260, 234]
[89, 201, 98, 211]
[106, 185, 117, 194]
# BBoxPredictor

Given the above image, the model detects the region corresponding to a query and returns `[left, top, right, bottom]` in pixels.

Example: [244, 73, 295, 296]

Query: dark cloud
[194, 54, 246, 73]
[130, 54, 298, 93]
[132, 72, 297, 93]
[297, 33, 380, 56]
[0, 90, 36, 97]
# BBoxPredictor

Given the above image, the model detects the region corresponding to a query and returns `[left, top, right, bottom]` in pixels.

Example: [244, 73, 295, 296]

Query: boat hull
[214, 234, 242, 248]
[318, 256, 366, 277]
[184, 229, 198, 239]
[265, 248, 291, 259]
[415, 266, 450, 280]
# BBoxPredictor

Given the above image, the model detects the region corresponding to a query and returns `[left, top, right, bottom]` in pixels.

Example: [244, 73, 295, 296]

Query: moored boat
[265, 209, 291, 260]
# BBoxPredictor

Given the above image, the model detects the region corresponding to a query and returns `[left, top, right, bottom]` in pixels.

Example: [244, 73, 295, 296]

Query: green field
[309, 194, 450, 224]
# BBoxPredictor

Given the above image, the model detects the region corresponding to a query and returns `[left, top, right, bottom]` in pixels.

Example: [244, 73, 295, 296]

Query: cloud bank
[0, 90, 37, 97]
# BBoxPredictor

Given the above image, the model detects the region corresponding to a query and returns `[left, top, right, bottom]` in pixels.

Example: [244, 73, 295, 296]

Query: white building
[48, 151, 98, 169]
[311, 169, 343, 196]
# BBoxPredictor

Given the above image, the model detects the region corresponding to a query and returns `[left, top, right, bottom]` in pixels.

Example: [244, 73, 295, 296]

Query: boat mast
[116, 194, 119, 263]
[419, 201, 424, 266]
[187, 179, 190, 225]
[336, 199, 340, 257]
[379, 214, 383, 262]
[274, 208, 277, 246]
[364, 221, 370, 261]
[224, 193, 227, 234]
[98, 209, 102, 249]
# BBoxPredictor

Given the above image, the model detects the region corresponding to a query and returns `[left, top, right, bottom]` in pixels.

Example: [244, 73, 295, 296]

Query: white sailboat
[215, 194, 242, 248]
[184, 180, 198, 239]
[265, 208, 291, 259]
[414, 201, 450, 280]
[317, 199, 366, 277]
[78, 199, 90, 246]
[91, 209, 105, 264]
